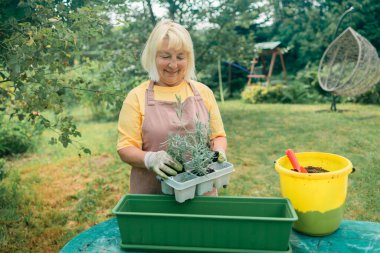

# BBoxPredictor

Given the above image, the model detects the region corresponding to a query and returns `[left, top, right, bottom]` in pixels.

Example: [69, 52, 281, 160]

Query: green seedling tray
[112, 194, 297, 252]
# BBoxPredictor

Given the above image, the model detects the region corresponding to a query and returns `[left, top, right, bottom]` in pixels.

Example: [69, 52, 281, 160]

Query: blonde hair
[141, 20, 196, 82]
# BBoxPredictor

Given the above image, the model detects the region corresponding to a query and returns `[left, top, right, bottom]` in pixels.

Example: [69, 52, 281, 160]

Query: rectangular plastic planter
[112, 194, 298, 253]
[160, 162, 235, 202]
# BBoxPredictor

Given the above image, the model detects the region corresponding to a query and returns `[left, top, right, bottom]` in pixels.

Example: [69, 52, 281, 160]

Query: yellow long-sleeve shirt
[117, 80, 226, 150]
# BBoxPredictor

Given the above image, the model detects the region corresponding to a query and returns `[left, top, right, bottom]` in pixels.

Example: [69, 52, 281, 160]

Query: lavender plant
[165, 95, 215, 176]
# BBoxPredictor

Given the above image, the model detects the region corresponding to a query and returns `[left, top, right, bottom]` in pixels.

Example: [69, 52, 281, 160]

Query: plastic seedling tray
[112, 194, 297, 253]
[208, 162, 234, 188]
[159, 162, 234, 202]
[160, 172, 199, 202]
[195, 179, 214, 195]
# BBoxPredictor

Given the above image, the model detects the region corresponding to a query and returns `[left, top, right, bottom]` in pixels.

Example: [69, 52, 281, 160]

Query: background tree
[1, 0, 380, 153]
[0, 0, 108, 150]
[261, 0, 380, 74]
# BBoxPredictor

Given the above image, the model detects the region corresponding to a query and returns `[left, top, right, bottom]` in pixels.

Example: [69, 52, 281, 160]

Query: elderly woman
[117, 20, 227, 195]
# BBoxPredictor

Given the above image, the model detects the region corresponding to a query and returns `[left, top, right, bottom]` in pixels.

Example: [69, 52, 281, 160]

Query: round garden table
[60, 218, 380, 253]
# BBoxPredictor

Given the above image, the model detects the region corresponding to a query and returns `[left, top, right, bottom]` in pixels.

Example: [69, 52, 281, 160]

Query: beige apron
[129, 80, 217, 195]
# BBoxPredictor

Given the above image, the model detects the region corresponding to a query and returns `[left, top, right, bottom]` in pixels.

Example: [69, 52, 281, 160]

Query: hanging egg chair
[318, 27, 380, 97]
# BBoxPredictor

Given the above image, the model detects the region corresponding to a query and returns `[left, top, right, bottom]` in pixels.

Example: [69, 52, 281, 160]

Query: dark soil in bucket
[292, 166, 329, 173]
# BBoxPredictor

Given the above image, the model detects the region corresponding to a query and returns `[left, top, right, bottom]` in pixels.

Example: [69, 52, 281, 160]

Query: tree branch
[61, 86, 126, 98]
[166, 0, 177, 20]
[0, 70, 8, 79]
[145, 0, 157, 26]
[197, 21, 228, 62]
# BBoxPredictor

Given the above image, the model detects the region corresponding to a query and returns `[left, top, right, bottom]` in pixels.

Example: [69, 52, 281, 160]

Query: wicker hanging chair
[318, 27, 380, 97]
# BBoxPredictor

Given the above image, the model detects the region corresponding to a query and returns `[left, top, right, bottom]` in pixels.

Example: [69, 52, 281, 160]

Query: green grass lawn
[1, 101, 379, 252]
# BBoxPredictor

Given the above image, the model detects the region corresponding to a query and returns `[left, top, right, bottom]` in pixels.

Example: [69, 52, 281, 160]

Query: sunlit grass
[1, 101, 379, 252]
[219, 101, 380, 223]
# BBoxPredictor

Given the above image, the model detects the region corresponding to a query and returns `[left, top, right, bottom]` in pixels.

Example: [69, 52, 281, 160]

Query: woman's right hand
[213, 149, 227, 163]
[144, 151, 183, 179]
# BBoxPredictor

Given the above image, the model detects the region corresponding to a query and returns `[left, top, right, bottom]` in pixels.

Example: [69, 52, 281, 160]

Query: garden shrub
[295, 65, 330, 100]
[0, 127, 30, 157]
[0, 114, 44, 157]
[280, 81, 307, 103]
[241, 84, 264, 103]
[349, 82, 380, 104]
[0, 159, 6, 181]
[281, 80, 326, 103]
[295, 65, 380, 105]
[241, 76, 331, 104]
[241, 83, 286, 103]
[241, 83, 297, 104]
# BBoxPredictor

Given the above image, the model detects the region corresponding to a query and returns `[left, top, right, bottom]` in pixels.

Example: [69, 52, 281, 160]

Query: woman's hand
[211, 136, 227, 163]
[214, 150, 227, 163]
[144, 151, 183, 179]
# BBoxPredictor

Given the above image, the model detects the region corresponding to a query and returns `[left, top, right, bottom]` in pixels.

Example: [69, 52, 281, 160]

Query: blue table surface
[60, 218, 380, 253]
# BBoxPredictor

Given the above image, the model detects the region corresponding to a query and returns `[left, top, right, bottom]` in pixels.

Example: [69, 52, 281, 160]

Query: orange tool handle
[286, 149, 307, 173]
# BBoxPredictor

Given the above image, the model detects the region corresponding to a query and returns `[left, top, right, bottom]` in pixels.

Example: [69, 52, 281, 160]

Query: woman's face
[156, 38, 188, 87]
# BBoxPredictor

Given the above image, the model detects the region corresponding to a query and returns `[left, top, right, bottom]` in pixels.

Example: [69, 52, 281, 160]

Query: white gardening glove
[144, 151, 183, 179]
[214, 149, 227, 163]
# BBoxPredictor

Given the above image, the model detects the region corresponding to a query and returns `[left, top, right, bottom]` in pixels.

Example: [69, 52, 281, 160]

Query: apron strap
[146, 81, 155, 106]
[188, 80, 203, 101]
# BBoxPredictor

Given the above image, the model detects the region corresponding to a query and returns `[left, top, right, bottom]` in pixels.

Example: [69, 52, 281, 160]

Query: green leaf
[49, 137, 58, 145]
[82, 148, 91, 155]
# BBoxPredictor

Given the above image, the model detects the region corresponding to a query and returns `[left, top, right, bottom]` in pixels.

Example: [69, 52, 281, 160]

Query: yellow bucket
[275, 152, 353, 236]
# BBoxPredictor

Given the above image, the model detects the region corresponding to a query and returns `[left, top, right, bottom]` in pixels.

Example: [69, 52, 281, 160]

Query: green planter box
[112, 194, 297, 253]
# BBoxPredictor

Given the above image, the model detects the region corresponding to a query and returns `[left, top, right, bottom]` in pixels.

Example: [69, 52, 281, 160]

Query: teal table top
[60, 218, 380, 253]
